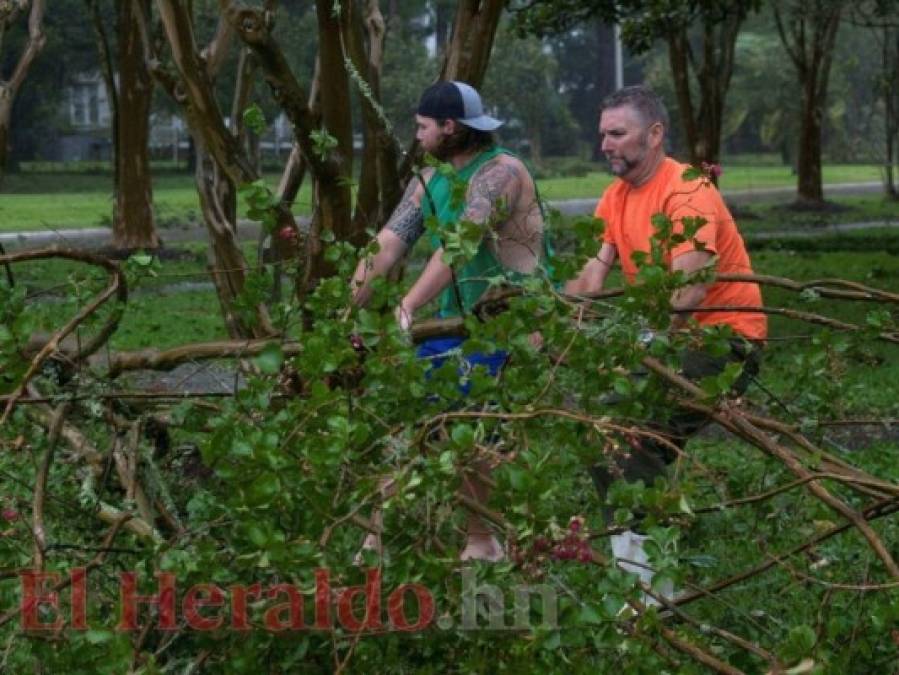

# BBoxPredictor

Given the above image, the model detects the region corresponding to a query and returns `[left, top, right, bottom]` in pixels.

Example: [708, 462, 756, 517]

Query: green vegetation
[0, 171, 313, 231]
[537, 162, 890, 201]
[3, 218, 898, 673]
[1, 161, 893, 232]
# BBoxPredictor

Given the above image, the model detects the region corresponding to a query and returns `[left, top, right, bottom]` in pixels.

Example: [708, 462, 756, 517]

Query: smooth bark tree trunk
[666, 11, 742, 180]
[113, 0, 158, 250]
[774, 0, 844, 207]
[150, 0, 276, 338]
[797, 79, 825, 204]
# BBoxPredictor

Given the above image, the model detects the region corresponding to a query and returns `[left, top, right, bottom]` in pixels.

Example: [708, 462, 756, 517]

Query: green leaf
[85, 629, 113, 644]
[254, 343, 284, 374]
[242, 103, 267, 135]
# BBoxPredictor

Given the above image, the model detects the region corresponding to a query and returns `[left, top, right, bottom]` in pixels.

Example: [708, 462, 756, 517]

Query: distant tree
[483, 27, 578, 164]
[515, 0, 761, 173]
[0, 0, 46, 184]
[87, 0, 158, 250]
[773, 0, 846, 206]
[545, 21, 619, 158]
[851, 0, 899, 198]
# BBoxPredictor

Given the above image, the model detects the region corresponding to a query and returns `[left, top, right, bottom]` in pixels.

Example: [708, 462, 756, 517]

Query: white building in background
[54, 72, 295, 164]
[56, 72, 113, 161]
[68, 72, 112, 129]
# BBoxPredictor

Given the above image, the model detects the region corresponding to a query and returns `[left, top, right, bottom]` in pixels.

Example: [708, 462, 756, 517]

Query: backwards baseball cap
[417, 81, 504, 131]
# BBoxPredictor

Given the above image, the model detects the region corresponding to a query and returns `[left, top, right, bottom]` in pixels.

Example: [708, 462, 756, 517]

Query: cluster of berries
[528, 517, 594, 564]
[277, 226, 298, 242]
[2, 506, 18, 523]
[550, 517, 594, 563]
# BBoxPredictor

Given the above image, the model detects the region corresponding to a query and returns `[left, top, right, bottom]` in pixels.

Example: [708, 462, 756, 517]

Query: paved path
[2, 181, 893, 251]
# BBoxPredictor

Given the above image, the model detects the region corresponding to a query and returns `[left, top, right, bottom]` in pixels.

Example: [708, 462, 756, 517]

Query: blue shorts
[416, 337, 507, 396]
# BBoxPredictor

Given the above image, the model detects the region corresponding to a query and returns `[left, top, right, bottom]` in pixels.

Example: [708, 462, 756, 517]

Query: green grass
[731, 196, 899, 235]
[1, 161, 893, 232]
[0, 171, 313, 232]
[536, 163, 890, 201]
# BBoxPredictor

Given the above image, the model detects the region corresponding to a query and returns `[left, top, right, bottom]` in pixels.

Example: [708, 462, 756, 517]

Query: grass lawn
[1, 161, 893, 232]
[536, 163, 889, 200]
[0, 171, 313, 232]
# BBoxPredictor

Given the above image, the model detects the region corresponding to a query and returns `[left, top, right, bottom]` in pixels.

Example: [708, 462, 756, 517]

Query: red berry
[533, 536, 550, 553]
[2, 508, 18, 522]
[577, 548, 593, 563]
[278, 226, 297, 241]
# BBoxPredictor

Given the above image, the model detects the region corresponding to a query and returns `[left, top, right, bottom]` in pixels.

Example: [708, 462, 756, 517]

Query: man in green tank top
[349, 81, 547, 561]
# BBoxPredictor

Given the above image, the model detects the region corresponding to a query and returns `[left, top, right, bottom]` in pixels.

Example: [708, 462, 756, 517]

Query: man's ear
[647, 122, 664, 149]
[442, 119, 458, 135]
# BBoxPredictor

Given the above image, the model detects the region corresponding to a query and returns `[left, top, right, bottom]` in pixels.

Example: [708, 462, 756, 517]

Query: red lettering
[19, 571, 64, 631]
[230, 583, 261, 631]
[70, 567, 88, 630]
[183, 584, 225, 631]
[336, 568, 383, 632]
[264, 584, 304, 632]
[387, 584, 434, 632]
[118, 572, 177, 630]
[314, 569, 330, 630]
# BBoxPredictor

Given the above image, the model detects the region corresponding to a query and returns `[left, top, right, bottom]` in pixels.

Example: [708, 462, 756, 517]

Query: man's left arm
[670, 250, 714, 329]
[397, 159, 522, 328]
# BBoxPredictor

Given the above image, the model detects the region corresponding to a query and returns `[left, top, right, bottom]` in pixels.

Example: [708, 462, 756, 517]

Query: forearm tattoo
[463, 161, 522, 225]
[385, 178, 425, 246]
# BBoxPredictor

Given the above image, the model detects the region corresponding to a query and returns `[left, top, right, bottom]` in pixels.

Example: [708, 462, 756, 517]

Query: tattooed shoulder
[463, 158, 523, 224]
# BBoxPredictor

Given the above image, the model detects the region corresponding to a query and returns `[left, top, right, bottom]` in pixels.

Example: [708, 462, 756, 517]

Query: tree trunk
[0, 0, 47, 186]
[347, 0, 401, 234]
[882, 27, 898, 199]
[151, 0, 276, 338]
[221, 2, 350, 295]
[668, 11, 742, 182]
[0, 100, 10, 182]
[796, 79, 824, 204]
[442, 0, 504, 85]
[773, 0, 844, 207]
[667, 29, 698, 164]
[114, 0, 158, 250]
[312, 0, 354, 252]
[395, 0, 503, 180]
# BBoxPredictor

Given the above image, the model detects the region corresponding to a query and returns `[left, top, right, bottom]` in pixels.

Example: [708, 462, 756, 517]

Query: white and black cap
[417, 81, 504, 131]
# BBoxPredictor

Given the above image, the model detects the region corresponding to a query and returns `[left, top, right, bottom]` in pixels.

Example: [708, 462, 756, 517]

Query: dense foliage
[1, 167, 898, 671]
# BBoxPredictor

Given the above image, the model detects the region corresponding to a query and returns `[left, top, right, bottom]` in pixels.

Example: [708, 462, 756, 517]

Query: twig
[32, 402, 70, 570]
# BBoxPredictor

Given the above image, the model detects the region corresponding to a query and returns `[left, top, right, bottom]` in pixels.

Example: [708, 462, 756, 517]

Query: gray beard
[608, 156, 640, 176]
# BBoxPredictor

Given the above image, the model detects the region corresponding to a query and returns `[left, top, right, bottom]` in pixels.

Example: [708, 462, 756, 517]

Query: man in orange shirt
[566, 85, 765, 603]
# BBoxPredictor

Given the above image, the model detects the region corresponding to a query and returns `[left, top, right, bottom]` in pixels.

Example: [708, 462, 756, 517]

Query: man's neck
[449, 147, 481, 170]
[625, 152, 666, 188]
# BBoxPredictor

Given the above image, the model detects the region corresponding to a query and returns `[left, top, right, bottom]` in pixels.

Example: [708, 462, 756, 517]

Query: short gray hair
[600, 85, 670, 133]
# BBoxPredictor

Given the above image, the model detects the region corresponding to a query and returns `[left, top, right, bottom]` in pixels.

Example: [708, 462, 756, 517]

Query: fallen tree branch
[675, 498, 899, 607]
[105, 337, 302, 377]
[0, 247, 127, 424]
[642, 356, 899, 579]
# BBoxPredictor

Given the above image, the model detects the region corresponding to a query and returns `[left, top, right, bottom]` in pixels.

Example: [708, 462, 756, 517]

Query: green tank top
[420, 146, 547, 318]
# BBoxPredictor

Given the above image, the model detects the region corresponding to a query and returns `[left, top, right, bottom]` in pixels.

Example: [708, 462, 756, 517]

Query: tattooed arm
[350, 175, 427, 307]
[397, 159, 526, 324]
